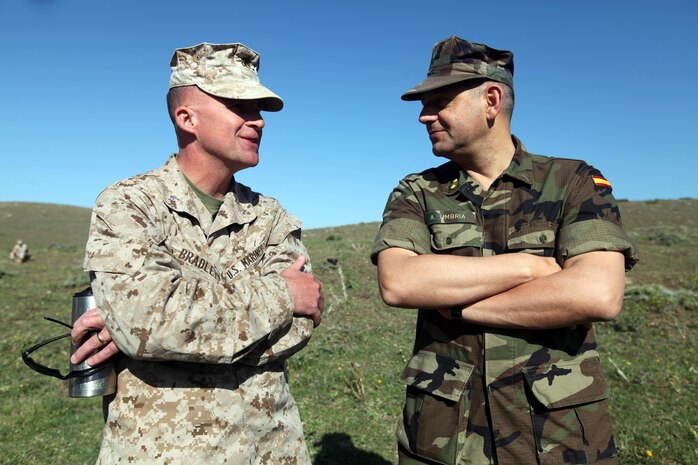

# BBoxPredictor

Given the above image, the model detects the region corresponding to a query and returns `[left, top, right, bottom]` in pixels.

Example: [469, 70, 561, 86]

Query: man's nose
[419, 108, 437, 125]
[247, 112, 265, 128]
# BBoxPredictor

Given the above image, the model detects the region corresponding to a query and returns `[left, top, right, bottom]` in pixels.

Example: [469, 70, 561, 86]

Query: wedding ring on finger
[96, 333, 105, 344]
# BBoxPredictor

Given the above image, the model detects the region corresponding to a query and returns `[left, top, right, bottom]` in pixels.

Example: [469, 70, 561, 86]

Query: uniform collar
[445, 134, 533, 197]
[216, 180, 259, 227]
[501, 135, 533, 186]
[160, 155, 202, 215]
[159, 155, 258, 229]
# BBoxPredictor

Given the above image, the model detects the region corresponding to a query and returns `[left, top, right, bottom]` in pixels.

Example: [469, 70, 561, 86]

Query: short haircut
[166, 86, 195, 146]
[499, 83, 515, 120]
[476, 81, 515, 120]
[166, 86, 189, 126]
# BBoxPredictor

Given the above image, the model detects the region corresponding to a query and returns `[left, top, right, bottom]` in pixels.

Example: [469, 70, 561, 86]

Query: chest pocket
[429, 222, 481, 252]
[507, 220, 557, 257]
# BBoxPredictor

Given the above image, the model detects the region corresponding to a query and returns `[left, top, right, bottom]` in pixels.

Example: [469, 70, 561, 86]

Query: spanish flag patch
[592, 175, 612, 188]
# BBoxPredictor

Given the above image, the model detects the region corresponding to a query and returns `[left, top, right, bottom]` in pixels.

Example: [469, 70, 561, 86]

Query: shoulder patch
[591, 175, 612, 189]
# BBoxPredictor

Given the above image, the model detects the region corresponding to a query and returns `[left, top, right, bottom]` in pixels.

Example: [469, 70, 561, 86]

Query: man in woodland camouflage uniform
[70, 42, 323, 464]
[371, 36, 638, 465]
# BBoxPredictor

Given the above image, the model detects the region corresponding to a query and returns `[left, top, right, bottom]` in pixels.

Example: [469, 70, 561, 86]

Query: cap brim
[196, 82, 284, 112]
[257, 96, 284, 112]
[401, 74, 484, 101]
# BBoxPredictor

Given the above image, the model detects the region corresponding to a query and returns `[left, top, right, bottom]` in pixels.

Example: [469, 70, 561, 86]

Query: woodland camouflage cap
[402, 36, 514, 101]
[169, 42, 283, 112]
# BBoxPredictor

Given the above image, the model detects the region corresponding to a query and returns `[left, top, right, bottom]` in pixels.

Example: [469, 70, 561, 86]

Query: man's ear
[175, 105, 197, 136]
[484, 83, 504, 120]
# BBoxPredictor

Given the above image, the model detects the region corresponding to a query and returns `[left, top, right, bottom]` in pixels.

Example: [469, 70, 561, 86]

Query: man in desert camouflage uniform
[371, 36, 638, 465]
[70, 42, 323, 464]
[9, 239, 29, 262]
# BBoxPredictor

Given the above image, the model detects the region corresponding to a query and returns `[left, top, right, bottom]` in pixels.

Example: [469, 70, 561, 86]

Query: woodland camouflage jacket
[372, 136, 638, 465]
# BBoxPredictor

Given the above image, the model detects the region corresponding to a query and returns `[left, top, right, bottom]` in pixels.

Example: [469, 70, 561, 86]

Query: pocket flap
[429, 223, 481, 251]
[523, 356, 608, 409]
[399, 351, 474, 402]
[507, 220, 557, 250]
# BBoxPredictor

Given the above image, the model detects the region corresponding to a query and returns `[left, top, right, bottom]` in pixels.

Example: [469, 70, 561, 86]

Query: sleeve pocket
[397, 351, 474, 465]
[85, 240, 147, 275]
[267, 210, 302, 246]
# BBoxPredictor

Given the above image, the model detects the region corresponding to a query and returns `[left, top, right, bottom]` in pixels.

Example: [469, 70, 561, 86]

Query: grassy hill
[0, 202, 92, 252]
[0, 199, 696, 464]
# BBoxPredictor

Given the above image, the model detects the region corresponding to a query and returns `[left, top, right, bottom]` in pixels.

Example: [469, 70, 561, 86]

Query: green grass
[0, 205, 97, 464]
[1, 200, 696, 464]
[621, 198, 698, 289]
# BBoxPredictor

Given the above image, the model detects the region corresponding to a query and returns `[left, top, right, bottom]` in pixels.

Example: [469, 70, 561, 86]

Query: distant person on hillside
[69, 42, 323, 464]
[371, 36, 638, 465]
[9, 239, 29, 263]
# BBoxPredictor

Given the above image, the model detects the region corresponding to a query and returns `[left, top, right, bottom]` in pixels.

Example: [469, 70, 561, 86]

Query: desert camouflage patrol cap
[169, 42, 283, 112]
[402, 36, 514, 101]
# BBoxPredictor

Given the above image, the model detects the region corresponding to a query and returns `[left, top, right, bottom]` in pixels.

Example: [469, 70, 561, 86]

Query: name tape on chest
[425, 210, 477, 225]
[177, 243, 266, 282]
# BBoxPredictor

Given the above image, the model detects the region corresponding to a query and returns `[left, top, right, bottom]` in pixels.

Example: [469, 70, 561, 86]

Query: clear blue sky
[2, 0, 697, 229]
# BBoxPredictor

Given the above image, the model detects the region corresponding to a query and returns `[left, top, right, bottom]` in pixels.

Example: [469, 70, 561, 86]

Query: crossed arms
[71, 188, 323, 367]
[376, 247, 626, 329]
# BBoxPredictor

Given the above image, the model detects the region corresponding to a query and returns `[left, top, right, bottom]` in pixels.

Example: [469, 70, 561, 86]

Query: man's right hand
[70, 308, 121, 367]
[280, 256, 324, 327]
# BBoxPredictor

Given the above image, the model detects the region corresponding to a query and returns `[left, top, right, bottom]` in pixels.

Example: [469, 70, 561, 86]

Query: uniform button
[539, 234, 548, 242]
[446, 237, 452, 245]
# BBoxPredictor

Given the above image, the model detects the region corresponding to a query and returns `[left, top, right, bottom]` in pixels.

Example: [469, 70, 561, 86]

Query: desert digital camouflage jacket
[372, 137, 638, 465]
[84, 155, 312, 464]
